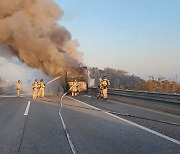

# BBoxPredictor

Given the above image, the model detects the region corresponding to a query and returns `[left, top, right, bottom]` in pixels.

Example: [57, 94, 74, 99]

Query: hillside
[89, 67, 144, 89]
[89, 67, 180, 94]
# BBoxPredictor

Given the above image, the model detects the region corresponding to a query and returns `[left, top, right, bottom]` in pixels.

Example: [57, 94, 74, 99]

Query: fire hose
[62, 102, 180, 127]
[8, 76, 179, 153]
[41, 92, 180, 127]
[46, 76, 61, 85]
[37, 76, 77, 153]
[58, 85, 77, 154]
[38, 76, 77, 153]
[17, 78, 77, 154]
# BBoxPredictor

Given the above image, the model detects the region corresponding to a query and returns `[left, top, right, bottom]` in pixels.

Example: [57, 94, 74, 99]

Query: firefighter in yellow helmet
[38, 79, 45, 97]
[101, 76, 110, 100]
[16, 80, 21, 97]
[71, 79, 78, 97]
[32, 79, 38, 99]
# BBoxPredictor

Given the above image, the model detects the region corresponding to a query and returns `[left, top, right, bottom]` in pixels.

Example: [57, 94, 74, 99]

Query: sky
[56, 0, 180, 81]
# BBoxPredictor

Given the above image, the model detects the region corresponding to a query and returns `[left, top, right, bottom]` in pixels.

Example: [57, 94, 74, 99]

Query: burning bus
[66, 66, 88, 93]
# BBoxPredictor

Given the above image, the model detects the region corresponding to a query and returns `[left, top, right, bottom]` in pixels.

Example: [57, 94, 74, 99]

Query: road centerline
[24, 101, 31, 116]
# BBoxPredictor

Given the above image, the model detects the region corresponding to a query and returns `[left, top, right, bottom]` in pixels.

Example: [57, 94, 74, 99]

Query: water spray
[46, 76, 61, 85]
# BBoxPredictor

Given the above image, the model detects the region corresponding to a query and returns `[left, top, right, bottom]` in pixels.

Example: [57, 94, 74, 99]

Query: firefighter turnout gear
[71, 80, 78, 97]
[38, 79, 45, 97]
[16, 80, 21, 97]
[98, 76, 110, 100]
[32, 79, 38, 99]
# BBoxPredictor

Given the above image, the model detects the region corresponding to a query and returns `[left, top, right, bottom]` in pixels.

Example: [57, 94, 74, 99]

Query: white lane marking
[24, 101, 31, 116]
[84, 95, 180, 119]
[67, 96, 180, 146]
[104, 112, 180, 145]
[58, 109, 77, 154]
[0, 95, 18, 98]
[68, 96, 100, 111]
[84, 95, 92, 98]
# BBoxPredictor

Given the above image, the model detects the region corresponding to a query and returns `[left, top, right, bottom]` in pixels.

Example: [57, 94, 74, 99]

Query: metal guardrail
[89, 87, 180, 104]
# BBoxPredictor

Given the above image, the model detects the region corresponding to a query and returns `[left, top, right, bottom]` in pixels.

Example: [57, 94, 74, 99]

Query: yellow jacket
[101, 79, 110, 89]
[39, 82, 45, 89]
[16, 82, 21, 90]
[72, 81, 78, 91]
[32, 81, 38, 89]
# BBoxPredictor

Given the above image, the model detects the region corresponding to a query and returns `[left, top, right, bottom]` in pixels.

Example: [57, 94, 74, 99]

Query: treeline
[89, 67, 144, 89]
[89, 67, 180, 94]
[128, 77, 180, 94]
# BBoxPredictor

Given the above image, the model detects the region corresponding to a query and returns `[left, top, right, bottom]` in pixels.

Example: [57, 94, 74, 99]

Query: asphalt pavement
[77, 95, 180, 141]
[0, 96, 72, 154]
[0, 95, 179, 154]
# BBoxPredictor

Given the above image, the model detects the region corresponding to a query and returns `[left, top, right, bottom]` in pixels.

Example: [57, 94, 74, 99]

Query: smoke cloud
[0, 0, 83, 78]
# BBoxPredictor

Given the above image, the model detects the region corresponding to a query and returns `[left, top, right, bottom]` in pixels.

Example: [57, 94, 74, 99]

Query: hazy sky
[57, 0, 180, 81]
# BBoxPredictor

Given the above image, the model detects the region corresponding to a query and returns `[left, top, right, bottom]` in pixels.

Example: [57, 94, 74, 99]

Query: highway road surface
[0, 94, 180, 154]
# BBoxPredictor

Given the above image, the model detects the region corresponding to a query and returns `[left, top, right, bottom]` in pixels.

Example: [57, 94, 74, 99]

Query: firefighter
[32, 79, 38, 99]
[71, 79, 78, 97]
[97, 79, 103, 99]
[16, 80, 21, 97]
[38, 79, 45, 97]
[101, 76, 110, 100]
